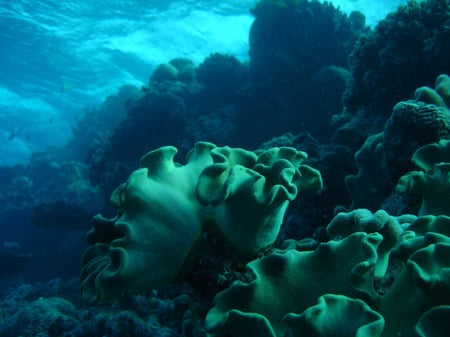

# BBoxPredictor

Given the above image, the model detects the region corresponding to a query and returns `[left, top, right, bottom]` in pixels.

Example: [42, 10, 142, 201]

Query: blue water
[0, 0, 254, 166]
[0, 0, 405, 167]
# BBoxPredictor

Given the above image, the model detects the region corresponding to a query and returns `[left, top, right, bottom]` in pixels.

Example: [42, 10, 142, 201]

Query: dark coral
[86, 60, 245, 198]
[0, 279, 196, 337]
[344, 0, 450, 124]
[196, 53, 248, 107]
[105, 55, 247, 165]
[249, 0, 361, 84]
[239, 0, 363, 142]
[109, 82, 190, 163]
[383, 101, 450, 183]
[70, 84, 140, 160]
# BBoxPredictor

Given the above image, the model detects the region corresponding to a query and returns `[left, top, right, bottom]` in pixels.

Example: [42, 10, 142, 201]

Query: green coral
[414, 306, 450, 337]
[283, 294, 385, 337]
[206, 231, 382, 337]
[80, 142, 322, 303]
[396, 140, 450, 216]
[205, 210, 450, 337]
[345, 74, 450, 212]
[415, 74, 450, 110]
[344, 133, 389, 211]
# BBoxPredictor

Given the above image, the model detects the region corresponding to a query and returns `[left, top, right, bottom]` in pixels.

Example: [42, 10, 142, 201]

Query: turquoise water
[0, 0, 405, 166]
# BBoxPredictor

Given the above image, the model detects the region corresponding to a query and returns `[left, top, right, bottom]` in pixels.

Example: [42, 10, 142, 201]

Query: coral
[415, 73, 450, 111]
[205, 209, 450, 337]
[414, 306, 450, 337]
[150, 58, 196, 84]
[344, 133, 389, 211]
[196, 53, 247, 105]
[258, 132, 320, 156]
[259, 133, 356, 236]
[183, 106, 238, 147]
[150, 63, 179, 83]
[383, 74, 450, 182]
[206, 232, 382, 337]
[283, 294, 384, 337]
[29, 151, 102, 211]
[70, 84, 140, 157]
[293, 141, 355, 231]
[0, 278, 193, 337]
[0, 172, 33, 212]
[340, 74, 450, 214]
[239, 0, 363, 143]
[343, 0, 450, 123]
[0, 297, 77, 337]
[396, 140, 450, 216]
[249, 0, 361, 83]
[73, 307, 177, 337]
[327, 209, 415, 277]
[109, 82, 190, 162]
[383, 101, 450, 183]
[80, 142, 322, 303]
[170, 58, 196, 83]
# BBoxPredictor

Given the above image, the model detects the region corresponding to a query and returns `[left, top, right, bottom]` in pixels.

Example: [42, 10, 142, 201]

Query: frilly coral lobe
[80, 142, 322, 303]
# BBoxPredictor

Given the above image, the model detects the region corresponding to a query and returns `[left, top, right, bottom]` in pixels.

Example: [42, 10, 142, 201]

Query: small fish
[8, 126, 24, 141]
[62, 82, 76, 91]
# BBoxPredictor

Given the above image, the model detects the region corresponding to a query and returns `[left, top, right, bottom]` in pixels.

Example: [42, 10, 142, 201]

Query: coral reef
[150, 58, 196, 84]
[383, 101, 450, 183]
[240, 0, 363, 142]
[341, 74, 450, 214]
[383, 74, 450, 183]
[341, 0, 450, 144]
[205, 209, 450, 337]
[196, 53, 247, 103]
[81, 0, 369, 202]
[1, 297, 78, 337]
[203, 83, 450, 335]
[0, 278, 194, 337]
[109, 82, 190, 162]
[4, 1, 450, 336]
[249, 0, 361, 83]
